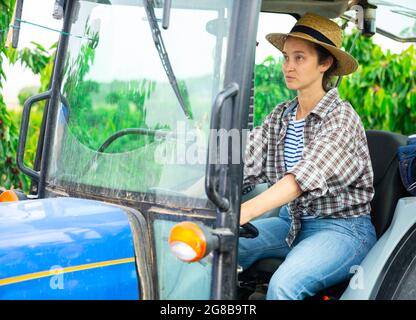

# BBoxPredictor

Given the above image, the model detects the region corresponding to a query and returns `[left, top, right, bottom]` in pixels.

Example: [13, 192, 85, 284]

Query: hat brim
[266, 32, 358, 76]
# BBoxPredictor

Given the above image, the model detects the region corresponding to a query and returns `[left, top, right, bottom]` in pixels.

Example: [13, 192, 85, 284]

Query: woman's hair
[312, 43, 338, 92]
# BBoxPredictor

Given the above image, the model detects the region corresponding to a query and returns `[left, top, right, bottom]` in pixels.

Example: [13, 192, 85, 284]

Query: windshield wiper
[143, 0, 192, 119]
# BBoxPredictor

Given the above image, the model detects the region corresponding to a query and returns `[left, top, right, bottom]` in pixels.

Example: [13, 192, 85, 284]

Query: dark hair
[312, 43, 338, 92]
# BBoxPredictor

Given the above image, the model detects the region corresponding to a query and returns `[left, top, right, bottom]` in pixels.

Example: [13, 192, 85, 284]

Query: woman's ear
[320, 55, 334, 73]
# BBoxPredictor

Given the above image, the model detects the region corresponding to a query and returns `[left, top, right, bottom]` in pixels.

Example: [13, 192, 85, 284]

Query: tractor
[0, 0, 415, 300]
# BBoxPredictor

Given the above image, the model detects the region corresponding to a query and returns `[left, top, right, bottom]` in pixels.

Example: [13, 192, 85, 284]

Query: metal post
[38, 0, 74, 197]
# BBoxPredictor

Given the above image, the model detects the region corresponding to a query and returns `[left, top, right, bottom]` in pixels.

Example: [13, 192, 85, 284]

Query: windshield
[369, 0, 416, 41]
[46, 0, 234, 209]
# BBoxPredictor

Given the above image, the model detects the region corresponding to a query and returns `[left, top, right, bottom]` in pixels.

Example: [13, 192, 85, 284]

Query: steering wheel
[239, 222, 259, 239]
[80, 128, 171, 176]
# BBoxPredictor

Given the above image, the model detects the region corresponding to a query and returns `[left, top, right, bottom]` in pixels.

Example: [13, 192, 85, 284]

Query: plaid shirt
[243, 88, 374, 247]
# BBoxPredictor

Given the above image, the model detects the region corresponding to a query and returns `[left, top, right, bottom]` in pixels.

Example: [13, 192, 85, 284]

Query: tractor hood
[0, 197, 140, 299]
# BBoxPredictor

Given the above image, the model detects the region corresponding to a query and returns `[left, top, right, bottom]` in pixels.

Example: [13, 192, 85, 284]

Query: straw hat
[266, 13, 358, 76]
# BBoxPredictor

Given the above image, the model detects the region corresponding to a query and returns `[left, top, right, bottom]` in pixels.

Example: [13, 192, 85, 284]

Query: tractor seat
[239, 130, 410, 299]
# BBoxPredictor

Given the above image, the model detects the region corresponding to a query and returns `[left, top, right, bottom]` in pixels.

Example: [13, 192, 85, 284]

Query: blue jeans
[238, 205, 377, 300]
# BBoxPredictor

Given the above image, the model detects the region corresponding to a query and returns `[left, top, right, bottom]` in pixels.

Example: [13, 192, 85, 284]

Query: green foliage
[254, 31, 416, 135]
[6, 41, 56, 92]
[3, 41, 55, 192]
[0, 0, 27, 190]
[7, 40, 56, 192]
[178, 79, 193, 119]
[0, 0, 55, 191]
[17, 85, 38, 106]
[3, 9, 414, 192]
[61, 20, 165, 153]
[8, 106, 43, 174]
[253, 56, 296, 126]
[61, 23, 101, 148]
[70, 79, 160, 153]
[14, 42, 56, 92]
[339, 30, 416, 135]
[63, 44, 99, 113]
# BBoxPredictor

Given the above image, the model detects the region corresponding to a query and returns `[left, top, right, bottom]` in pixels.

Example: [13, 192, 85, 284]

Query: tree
[0, 0, 25, 190]
[340, 30, 416, 134]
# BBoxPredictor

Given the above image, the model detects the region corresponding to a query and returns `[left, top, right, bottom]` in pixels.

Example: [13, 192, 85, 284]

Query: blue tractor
[1, 0, 415, 300]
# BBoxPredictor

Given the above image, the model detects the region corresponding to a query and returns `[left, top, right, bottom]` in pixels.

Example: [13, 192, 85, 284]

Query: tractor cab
[1, 0, 415, 300]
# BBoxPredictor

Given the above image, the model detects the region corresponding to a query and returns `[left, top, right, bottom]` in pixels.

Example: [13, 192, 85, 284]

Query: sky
[2, 0, 62, 106]
[1, 0, 413, 106]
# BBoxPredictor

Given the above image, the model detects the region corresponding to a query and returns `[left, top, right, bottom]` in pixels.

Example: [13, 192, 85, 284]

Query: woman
[239, 13, 377, 300]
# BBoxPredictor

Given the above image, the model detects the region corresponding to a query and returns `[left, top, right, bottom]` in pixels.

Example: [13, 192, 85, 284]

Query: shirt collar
[282, 88, 340, 120]
[309, 88, 340, 119]
[282, 98, 299, 118]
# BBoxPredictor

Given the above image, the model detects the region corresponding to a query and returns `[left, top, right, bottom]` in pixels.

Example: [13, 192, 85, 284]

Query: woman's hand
[240, 201, 256, 225]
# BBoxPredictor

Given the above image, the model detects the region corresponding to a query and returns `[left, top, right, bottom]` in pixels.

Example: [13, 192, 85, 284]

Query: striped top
[283, 106, 314, 220]
[284, 106, 305, 171]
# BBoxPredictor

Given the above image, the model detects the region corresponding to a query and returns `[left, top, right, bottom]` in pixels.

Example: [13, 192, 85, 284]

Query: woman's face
[282, 36, 331, 91]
